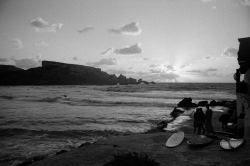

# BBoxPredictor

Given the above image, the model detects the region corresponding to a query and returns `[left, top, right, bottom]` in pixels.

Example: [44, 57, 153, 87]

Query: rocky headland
[0, 61, 154, 85]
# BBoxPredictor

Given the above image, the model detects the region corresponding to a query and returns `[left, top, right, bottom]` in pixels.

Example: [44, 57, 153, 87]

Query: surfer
[193, 108, 205, 134]
[200, 108, 206, 134]
[205, 105, 214, 135]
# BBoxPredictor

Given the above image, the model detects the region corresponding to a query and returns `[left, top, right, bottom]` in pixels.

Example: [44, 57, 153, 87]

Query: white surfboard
[166, 131, 184, 147]
[220, 138, 244, 150]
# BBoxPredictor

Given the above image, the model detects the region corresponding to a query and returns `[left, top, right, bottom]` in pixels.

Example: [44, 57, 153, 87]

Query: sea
[0, 83, 236, 166]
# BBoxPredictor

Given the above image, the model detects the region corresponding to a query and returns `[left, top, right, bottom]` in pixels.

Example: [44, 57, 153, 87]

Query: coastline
[28, 107, 250, 166]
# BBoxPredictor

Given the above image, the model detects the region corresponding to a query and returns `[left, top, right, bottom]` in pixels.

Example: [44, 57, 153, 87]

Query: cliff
[0, 61, 151, 85]
[0, 65, 24, 73]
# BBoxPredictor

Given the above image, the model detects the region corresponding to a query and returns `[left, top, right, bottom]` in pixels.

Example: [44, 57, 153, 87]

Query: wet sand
[30, 109, 250, 166]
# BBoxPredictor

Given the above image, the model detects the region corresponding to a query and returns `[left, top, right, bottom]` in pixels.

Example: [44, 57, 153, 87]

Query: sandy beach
[28, 109, 250, 166]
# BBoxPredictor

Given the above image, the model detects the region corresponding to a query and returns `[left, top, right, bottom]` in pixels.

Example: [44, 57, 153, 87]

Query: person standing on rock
[205, 105, 214, 135]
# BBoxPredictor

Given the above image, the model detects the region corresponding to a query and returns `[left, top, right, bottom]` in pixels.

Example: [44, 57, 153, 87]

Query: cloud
[149, 69, 161, 73]
[14, 58, 42, 69]
[240, 0, 250, 6]
[150, 64, 159, 68]
[35, 41, 48, 47]
[0, 58, 8, 62]
[105, 68, 130, 75]
[73, 57, 78, 60]
[201, 0, 214, 2]
[108, 22, 142, 35]
[205, 68, 217, 72]
[165, 65, 174, 71]
[36, 54, 42, 59]
[159, 72, 180, 80]
[204, 56, 212, 60]
[114, 43, 143, 55]
[86, 58, 117, 67]
[13, 38, 23, 49]
[30, 17, 63, 33]
[143, 58, 148, 61]
[147, 67, 180, 81]
[101, 43, 143, 55]
[78, 26, 94, 33]
[186, 67, 218, 77]
[101, 47, 114, 55]
[180, 65, 187, 68]
[186, 69, 204, 74]
[222, 47, 238, 58]
[136, 71, 180, 82]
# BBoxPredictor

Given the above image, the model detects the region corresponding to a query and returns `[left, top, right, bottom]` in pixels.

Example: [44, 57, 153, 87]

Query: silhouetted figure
[200, 108, 206, 134]
[219, 112, 232, 130]
[239, 112, 245, 119]
[237, 113, 245, 137]
[205, 105, 214, 135]
[193, 108, 205, 134]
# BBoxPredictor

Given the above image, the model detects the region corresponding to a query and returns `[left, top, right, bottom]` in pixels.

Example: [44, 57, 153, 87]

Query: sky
[0, 0, 249, 83]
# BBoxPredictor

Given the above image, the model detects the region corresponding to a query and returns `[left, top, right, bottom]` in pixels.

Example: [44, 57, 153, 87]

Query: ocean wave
[0, 95, 14, 100]
[70, 99, 176, 107]
[0, 128, 128, 139]
[96, 83, 235, 94]
[37, 97, 64, 103]
[33, 97, 176, 107]
[116, 119, 147, 124]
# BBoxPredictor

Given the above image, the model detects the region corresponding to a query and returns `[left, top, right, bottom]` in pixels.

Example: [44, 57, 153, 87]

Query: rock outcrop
[0, 61, 149, 85]
[170, 107, 185, 118]
[198, 101, 208, 106]
[177, 98, 197, 107]
[0, 65, 23, 73]
[177, 98, 236, 109]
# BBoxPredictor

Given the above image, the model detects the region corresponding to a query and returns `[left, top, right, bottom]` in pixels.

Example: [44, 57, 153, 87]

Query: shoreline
[25, 106, 250, 166]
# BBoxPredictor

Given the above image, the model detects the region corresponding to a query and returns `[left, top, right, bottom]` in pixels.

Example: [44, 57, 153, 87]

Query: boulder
[170, 107, 184, 118]
[210, 100, 217, 106]
[198, 101, 208, 106]
[177, 98, 192, 107]
[157, 121, 168, 129]
[225, 100, 236, 109]
[210, 100, 224, 106]
[189, 103, 198, 107]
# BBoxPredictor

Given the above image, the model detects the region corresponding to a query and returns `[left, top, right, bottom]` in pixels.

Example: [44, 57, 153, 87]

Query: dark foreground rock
[0, 61, 149, 85]
[198, 100, 208, 106]
[177, 98, 236, 109]
[170, 107, 185, 118]
[177, 98, 197, 107]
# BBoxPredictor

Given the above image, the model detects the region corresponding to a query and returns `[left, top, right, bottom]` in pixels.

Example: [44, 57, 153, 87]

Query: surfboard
[166, 131, 185, 147]
[210, 131, 236, 140]
[220, 138, 244, 150]
[187, 135, 213, 146]
[214, 131, 235, 137]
